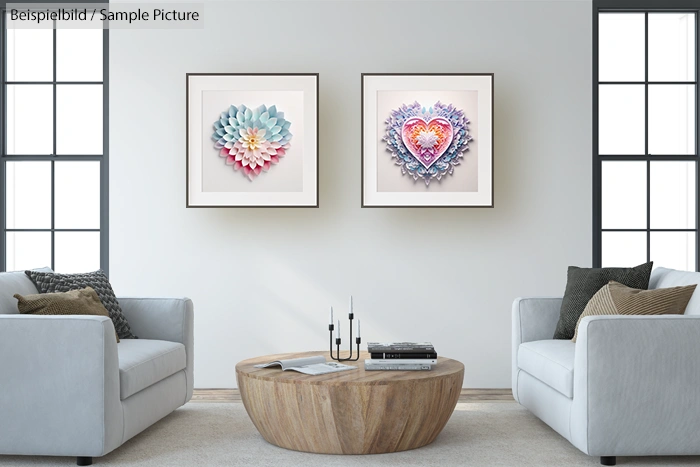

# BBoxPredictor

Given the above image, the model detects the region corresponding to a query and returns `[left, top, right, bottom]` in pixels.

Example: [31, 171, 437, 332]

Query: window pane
[602, 232, 647, 267]
[54, 162, 100, 229]
[650, 162, 695, 229]
[602, 161, 647, 229]
[6, 85, 53, 155]
[649, 13, 696, 82]
[6, 27, 53, 81]
[651, 232, 695, 271]
[56, 85, 103, 155]
[6, 232, 51, 271]
[57, 28, 103, 82]
[5, 161, 52, 229]
[54, 232, 100, 273]
[599, 85, 645, 155]
[599, 13, 645, 82]
[648, 85, 695, 155]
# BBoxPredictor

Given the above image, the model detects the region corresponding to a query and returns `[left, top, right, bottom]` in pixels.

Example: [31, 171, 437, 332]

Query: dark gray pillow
[553, 262, 653, 340]
[25, 270, 136, 340]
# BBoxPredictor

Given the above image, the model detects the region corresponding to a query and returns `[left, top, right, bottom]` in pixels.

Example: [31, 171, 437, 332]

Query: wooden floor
[192, 388, 514, 403]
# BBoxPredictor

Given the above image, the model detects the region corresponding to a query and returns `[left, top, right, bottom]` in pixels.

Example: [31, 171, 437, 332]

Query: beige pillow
[572, 280, 696, 342]
[14, 287, 119, 343]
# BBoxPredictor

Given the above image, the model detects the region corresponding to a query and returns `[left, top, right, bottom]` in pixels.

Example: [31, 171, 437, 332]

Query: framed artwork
[186, 73, 319, 207]
[362, 73, 494, 207]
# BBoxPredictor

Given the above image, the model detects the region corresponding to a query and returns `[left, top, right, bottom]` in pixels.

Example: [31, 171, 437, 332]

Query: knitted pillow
[15, 287, 120, 343]
[25, 270, 135, 340]
[553, 262, 653, 340]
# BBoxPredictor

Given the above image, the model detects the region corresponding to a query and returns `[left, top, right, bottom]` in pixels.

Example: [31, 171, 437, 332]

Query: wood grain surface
[235, 351, 465, 454]
[191, 388, 513, 403]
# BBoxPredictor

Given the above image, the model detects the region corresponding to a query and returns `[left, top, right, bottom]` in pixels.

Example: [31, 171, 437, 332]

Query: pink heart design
[401, 117, 454, 169]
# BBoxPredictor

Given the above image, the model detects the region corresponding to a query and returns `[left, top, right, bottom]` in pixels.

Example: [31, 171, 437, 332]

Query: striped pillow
[572, 280, 697, 342]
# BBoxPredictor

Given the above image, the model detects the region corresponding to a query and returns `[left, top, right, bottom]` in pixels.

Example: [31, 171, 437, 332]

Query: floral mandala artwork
[383, 101, 472, 185]
[212, 104, 293, 181]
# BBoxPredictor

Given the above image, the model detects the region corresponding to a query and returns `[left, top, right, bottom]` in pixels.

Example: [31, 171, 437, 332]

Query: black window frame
[593, 0, 700, 269]
[0, 0, 109, 274]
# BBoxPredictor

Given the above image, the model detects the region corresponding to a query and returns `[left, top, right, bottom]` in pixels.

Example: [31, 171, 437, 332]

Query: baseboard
[192, 388, 514, 403]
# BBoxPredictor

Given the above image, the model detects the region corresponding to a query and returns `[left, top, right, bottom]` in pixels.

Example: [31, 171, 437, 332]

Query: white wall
[110, 0, 592, 388]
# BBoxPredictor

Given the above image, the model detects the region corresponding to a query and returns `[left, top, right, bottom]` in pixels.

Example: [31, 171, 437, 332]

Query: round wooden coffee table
[236, 351, 464, 454]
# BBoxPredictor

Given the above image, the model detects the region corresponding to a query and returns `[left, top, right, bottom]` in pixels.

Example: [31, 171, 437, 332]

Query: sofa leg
[77, 457, 92, 466]
[600, 456, 616, 466]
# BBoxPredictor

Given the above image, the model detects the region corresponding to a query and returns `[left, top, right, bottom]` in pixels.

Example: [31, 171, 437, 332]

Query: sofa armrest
[571, 315, 700, 456]
[119, 297, 194, 401]
[511, 297, 562, 401]
[0, 315, 122, 457]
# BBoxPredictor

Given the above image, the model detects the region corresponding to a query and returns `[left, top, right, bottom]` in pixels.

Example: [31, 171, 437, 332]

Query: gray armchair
[0, 270, 193, 465]
[512, 267, 700, 465]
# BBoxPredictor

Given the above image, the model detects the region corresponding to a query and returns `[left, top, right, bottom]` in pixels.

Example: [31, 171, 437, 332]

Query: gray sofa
[0, 270, 194, 465]
[512, 267, 700, 466]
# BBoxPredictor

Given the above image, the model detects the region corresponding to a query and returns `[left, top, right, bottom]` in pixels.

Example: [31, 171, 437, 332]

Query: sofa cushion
[518, 340, 575, 398]
[554, 262, 653, 340]
[650, 267, 700, 315]
[118, 339, 186, 400]
[26, 270, 136, 339]
[0, 268, 52, 314]
[572, 280, 696, 341]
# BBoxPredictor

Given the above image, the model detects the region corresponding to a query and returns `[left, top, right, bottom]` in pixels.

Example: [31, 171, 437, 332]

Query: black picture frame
[186, 73, 320, 208]
[361, 73, 494, 208]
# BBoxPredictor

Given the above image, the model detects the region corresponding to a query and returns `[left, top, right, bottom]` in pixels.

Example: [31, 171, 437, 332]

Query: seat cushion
[650, 267, 700, 315]
[518, 340, 575, 398]
[118, 339, 186, 400]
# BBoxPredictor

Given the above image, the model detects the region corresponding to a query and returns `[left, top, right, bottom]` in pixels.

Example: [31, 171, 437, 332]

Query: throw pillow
[553, 262, 653, 340]
[25, 270, 136, 340]
[15, 287, 119, 343]
[571, 280, 696, 342]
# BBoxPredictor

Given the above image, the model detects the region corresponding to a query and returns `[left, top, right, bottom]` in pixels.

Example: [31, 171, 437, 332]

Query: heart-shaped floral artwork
[401, 117, 454, 169]
[383, 101, 472, 185]
[212, 104, 293, 181]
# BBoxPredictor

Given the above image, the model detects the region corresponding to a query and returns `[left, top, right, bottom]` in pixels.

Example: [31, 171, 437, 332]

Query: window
[593, 1, 699, 270]
[0, 11, 108, 273]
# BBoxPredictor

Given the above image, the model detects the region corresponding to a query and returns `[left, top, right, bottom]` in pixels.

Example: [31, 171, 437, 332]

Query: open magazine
[253, 355, 356, 376]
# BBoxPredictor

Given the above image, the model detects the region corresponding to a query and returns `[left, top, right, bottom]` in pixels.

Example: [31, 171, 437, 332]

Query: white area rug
[1, 403, 699, 466]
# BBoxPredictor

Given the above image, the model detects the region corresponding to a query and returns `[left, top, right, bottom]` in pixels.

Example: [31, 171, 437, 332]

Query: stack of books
[364, 342, 437, 371]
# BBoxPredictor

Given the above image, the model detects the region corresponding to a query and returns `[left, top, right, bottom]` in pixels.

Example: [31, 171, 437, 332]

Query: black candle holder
[329, 312, 361, 362]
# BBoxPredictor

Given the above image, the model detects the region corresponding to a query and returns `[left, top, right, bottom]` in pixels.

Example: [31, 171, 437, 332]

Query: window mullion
[51, 21, 56, 270]
[645, 12, 651, 263]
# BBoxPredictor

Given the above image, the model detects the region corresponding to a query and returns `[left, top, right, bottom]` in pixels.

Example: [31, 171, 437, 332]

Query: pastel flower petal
[214, 104, 293, 181]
